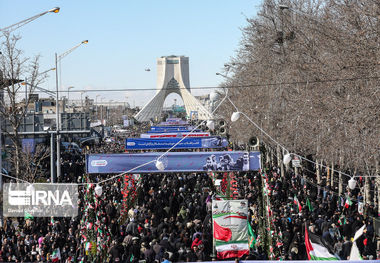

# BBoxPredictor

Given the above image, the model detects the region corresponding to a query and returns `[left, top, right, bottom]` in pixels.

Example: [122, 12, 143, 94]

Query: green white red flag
[212, 200, 249, 259]
[51, 248, 61, 262]
[294, 195, 302, 212]
[345, 196, 352, 208]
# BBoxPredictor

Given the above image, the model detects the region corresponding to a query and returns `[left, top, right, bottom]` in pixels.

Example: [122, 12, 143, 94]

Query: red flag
[213, 220, 232, 242]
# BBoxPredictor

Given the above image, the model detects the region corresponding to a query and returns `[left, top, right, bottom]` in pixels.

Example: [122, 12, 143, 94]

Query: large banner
[147, 129, 201, 133]
[126, 137, 228, 150]
[140, 132, 210, 138]
[158, 118, 188, 126]
[213, 200, 249, 259]
[150, 126, 193, 132]
[86, 151, 260, 174]
[22, 138, 36, 153]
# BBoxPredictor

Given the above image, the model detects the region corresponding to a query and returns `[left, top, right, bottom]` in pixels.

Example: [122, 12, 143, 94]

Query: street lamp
[95, 95, 101, 119]
[67, 86, 74, 110]
[54, 40, 88, 182]
[279, 4, 289, 10]
[278, 4, 321, 24]
[81, 91, 86, 109]
[0, 7, 60, 33]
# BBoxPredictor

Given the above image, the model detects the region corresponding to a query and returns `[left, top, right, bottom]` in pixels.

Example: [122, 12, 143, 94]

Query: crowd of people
[260, 166, 378, 260]
[0, 134, 378, 262]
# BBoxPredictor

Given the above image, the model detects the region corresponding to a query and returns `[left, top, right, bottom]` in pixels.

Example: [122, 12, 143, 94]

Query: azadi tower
[134, 56, 212, 122]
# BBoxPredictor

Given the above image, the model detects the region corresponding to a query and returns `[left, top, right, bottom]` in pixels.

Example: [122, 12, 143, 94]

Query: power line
[5, 75, 380, 94]
[54, 75, 380, 92]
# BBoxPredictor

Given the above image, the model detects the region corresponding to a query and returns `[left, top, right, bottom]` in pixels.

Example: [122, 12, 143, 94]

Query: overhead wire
[224, 96, 376, 180]
[4, 75, 380, 94]
[268, 150, 376, 205]
[2, 85, 378, 189]
[78, 89, 230, 186]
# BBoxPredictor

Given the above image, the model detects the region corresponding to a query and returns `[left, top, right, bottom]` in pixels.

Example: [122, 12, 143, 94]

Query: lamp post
[278, 4, 322, 24]
[108, 100, 114, 124]
[67, 86, 74, 111]
[81, 91, 86, 109]
[0, 7, 60, 33]
[54, 40, 88, 182]
[101, 97, 105, 125]
[0, 8, 59, 190]
[95, 95, 100, 119]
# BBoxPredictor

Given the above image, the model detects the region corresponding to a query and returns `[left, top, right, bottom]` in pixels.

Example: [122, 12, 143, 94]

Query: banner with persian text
[213, 199, 249, 259]
[140, 132, 210, 138]
[149, 126, 193, 132]
[125, 137, 228, 150]
[86, 151, 260, 174]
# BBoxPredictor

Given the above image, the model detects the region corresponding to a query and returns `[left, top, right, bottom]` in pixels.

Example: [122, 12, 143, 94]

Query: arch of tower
[134, 56, 213, 122]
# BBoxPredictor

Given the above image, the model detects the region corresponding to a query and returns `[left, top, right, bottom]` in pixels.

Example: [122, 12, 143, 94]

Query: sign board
[86, 151, 261, 174]
[292, 156, 301, 167]
[126, 137, 228, 150]
[212, 200, 249, 259]
[140, 132, 210, 138]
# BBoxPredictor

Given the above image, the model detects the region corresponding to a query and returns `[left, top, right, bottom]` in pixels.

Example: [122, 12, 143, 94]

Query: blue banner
[159, 118, 188, 125]
[126, 137, 228, 150]
[141, 132, 210, 138]
[86, 151, 260, 174]
[147, 129, 201, 133]
[150, 126, 193, 132]
[22, 139, 35, 153]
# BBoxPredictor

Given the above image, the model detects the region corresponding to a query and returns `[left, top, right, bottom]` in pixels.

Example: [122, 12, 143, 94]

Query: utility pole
[0, 71, 2, 191]
[55, 53, 60, 182]
[50, 133, 55, 183]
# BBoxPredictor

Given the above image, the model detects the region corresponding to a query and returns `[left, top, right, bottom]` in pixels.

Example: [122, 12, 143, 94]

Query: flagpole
[212, 206, 216, 259]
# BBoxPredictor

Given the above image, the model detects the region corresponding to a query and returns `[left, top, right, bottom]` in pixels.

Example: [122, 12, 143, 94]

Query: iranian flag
[345, 196, 352, 209]
[294, 195, 302, 212]
[85, 242, 92, 251]
[213, 194, 226, 201]
[305, 226, 338, 260]
[51, 248, 61, 262]
[212, 200, 249, 259]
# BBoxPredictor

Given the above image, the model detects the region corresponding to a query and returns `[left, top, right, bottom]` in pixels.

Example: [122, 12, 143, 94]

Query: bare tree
[0, 33, 45, 178]
[217, 0, 380, 175]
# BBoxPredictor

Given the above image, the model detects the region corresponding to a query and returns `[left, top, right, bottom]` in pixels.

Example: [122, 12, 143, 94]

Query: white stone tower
[134, 56, 212, 122]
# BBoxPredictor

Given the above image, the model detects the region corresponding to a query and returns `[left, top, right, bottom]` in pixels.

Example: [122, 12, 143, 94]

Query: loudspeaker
[219, 127, 227, 135]
[249, 136, 259, 147]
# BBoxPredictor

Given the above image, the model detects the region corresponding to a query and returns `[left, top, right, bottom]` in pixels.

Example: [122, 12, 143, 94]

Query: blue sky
[0, 0, 260, 107]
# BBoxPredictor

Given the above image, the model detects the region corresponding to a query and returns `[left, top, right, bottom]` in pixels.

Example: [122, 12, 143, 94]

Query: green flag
[247, 222, 256, 248]
[24, 211, 33, 220]
[306, 198, 313, 212]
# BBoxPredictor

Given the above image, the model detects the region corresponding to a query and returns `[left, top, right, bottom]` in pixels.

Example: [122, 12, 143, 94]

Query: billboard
[86, 151, 260, 174]
[140, 132, 210, 138]
[150, 125, 192, 132]
[126, 137, 228, 150]
[159, 118, 188, 125]
[213, 200, 249, 259]
[147, 129, 201, 133]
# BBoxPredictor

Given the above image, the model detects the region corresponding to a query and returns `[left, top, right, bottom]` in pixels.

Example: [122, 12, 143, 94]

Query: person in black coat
[341, 236, 352, 260]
